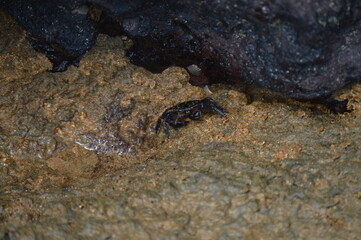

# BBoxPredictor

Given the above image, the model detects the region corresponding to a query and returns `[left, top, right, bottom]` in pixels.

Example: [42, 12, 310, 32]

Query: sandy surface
[0, 10, 360, 239]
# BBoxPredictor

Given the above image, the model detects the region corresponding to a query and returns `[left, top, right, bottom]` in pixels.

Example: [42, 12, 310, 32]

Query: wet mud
[1, 11, 360, 239]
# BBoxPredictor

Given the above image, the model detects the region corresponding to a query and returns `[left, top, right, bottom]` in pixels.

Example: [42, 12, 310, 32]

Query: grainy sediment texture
[0, 11, 360, 239]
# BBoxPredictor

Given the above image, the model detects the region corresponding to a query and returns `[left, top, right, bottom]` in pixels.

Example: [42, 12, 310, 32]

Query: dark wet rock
[311, 98, 352, 114]
[101, 0, 361, 101]
[1, 0, 98, 72]
[2, 0, 361, 100]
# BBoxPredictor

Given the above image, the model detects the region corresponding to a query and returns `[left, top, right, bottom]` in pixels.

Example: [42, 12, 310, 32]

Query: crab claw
[202, 97, 228, 118]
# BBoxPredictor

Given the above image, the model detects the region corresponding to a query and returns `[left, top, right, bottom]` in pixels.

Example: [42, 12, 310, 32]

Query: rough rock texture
[1, 10, 361, 239]
[1, 0, 361, 99]
[0, 0, 98, 72]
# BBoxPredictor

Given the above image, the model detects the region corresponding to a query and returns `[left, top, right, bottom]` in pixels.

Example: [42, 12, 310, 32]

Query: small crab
[155, 97, 228, 138]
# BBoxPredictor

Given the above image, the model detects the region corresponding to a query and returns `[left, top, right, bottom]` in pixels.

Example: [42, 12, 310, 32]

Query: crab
[155, 97, 228, 138]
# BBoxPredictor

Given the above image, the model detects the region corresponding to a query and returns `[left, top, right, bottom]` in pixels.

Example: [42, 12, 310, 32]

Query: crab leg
[155, 118, 162, 134]
[212, 106, 228, 118]
[162, 120, 170, 138]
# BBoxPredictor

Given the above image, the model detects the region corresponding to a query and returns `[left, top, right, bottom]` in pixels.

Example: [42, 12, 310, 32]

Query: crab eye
[190, 110, 201, 120]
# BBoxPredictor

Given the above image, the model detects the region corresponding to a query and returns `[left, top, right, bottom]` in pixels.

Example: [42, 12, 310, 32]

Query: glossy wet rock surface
[3, 0, 361, 99]
[1, 11, 360, 239]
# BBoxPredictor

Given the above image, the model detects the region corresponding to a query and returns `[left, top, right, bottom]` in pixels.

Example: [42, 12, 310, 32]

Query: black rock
[1, 0, 98, 72]
[2, 0, 361, 105]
